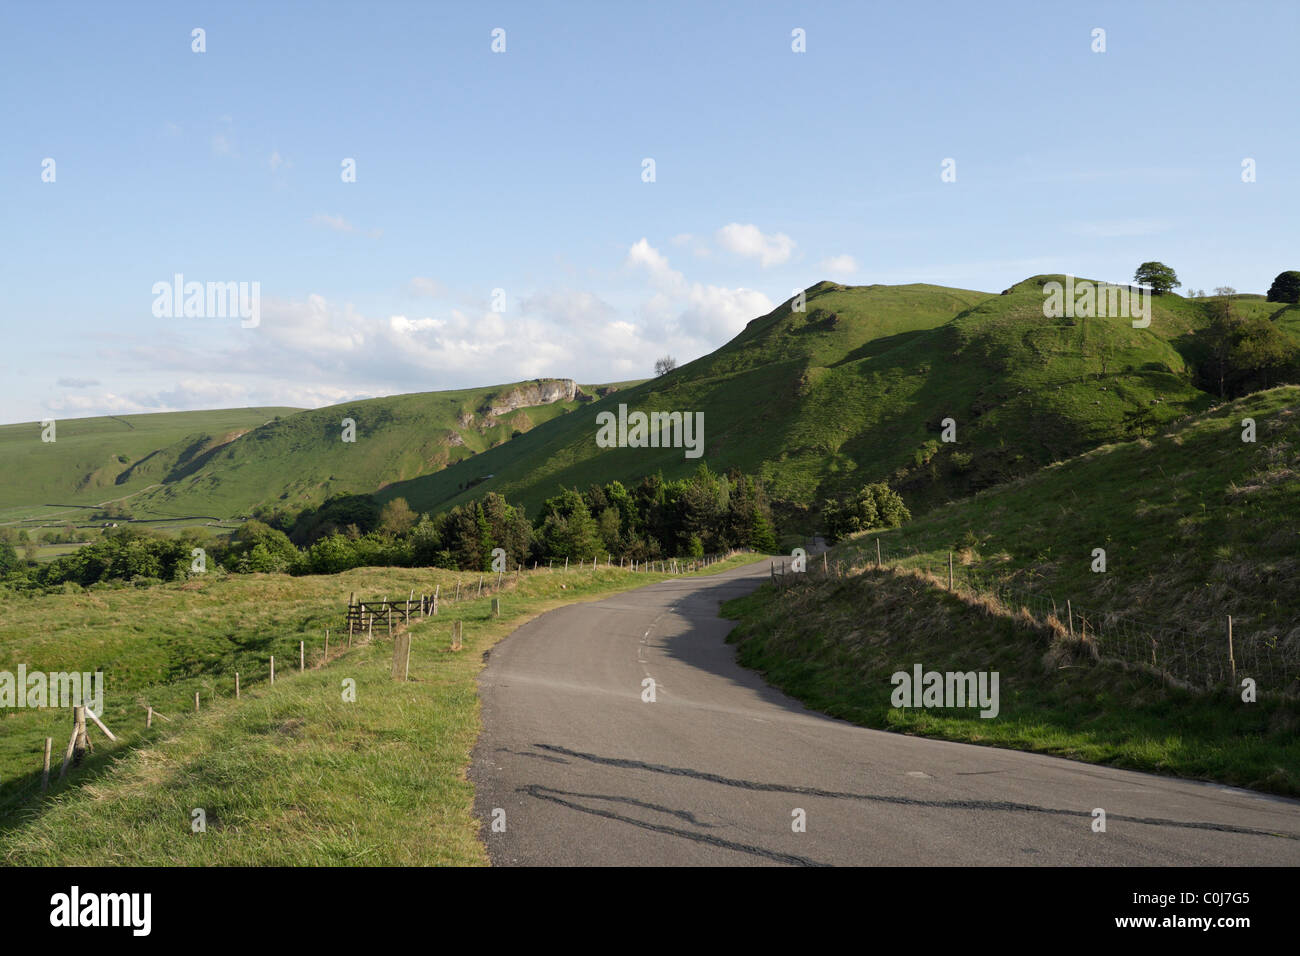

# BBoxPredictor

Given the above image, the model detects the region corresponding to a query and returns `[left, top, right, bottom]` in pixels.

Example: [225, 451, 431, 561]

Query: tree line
[5, 465, 795, 588]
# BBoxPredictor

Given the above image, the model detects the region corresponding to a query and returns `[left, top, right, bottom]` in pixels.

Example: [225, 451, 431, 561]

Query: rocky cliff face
[478, 379, 579, 417]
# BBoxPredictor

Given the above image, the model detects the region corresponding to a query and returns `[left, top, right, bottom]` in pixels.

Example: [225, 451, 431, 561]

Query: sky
[2, 0, 1297, 424]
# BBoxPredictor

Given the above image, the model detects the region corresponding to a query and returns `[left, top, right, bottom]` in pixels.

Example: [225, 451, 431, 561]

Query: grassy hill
[836, 386, 1300, 675]
[124, 378, 624, 522]
[1, 380, 629, 535]
[382, 277, 1274, 520]
[0, 407, 299, 526]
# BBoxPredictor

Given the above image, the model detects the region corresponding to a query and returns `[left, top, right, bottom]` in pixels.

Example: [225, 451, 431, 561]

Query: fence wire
[769, 550, 1300, 698]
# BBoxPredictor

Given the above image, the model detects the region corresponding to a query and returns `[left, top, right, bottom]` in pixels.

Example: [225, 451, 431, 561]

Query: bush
[822, 483, 911, 543]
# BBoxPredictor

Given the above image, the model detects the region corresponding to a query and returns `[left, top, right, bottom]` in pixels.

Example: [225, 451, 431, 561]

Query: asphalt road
[469, 559, 1300, 866]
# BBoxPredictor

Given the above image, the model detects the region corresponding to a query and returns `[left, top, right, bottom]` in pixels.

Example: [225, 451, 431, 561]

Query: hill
[0, 407, 299, 526]
[839, 385, 1300, 666]
[126, 378, 625, 522]
[382, 277, 1263, 520]
[2, 380, 628, 534]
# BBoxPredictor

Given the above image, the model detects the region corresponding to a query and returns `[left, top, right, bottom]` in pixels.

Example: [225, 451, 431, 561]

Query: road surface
[470, 559, 1300, 866]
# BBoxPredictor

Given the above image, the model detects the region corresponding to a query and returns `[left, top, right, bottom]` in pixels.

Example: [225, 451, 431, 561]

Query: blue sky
[2, 0, 1297, 424]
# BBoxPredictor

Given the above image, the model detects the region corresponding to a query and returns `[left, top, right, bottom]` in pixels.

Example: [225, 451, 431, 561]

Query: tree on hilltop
[1134, 262, 1181, 295]
[1266, 271, 1300, 304]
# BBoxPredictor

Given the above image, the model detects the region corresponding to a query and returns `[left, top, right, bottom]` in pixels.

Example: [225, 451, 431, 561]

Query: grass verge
[723, 564, 1300, 796]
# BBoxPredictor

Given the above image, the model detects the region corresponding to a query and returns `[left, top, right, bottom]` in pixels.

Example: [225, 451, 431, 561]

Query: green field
[0, 555, 755, 863]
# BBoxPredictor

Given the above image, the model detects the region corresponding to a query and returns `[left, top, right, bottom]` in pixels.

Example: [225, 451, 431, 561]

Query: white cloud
[45, 240, 780, 419]
[625, 238, 773, 342]
[626, 238, 681, 287]
[269, 150, 290, 172]
[818, 254, 858, 278]
[716, 223, 796, 268]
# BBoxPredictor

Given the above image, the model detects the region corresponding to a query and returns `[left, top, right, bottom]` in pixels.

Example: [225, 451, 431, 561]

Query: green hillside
[838, 386, 1300, 666]
[125, 379, 619, 521]
[2, 381, 630, 533]
[382, 277, 1266, 520]
[0, 408, 299, 524]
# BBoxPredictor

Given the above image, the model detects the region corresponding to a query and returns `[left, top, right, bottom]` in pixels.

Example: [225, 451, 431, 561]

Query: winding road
[469, 559, 1300, 866]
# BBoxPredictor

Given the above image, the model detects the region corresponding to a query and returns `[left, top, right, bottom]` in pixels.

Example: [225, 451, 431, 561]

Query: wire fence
[3, 548, 745, 813]
[770, 546, 1300, 698]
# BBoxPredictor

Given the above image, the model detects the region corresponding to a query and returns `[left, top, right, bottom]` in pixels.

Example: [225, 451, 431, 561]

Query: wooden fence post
[492, 597, 500, 617]
[194, 691, 200, 713]
[147, 706, 153, 728]
[451, 620, 463, 652]
[270, 655, 275, 684]
[62, 706, 88, 778]
[434, 584, 440, 615]
[876, 538, 882, 568]
[300, 640, 305, 672]
[41, 737, 52, 794]
[948, 552, 954, 591]
[235, 673, 240, 699]
[456, 580, 461, 601]
[392, 631, 411, 681]
[1227, 615, 1236, 687]
[324, 629, 329, 662]
[59, 720, 76, 780]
